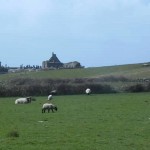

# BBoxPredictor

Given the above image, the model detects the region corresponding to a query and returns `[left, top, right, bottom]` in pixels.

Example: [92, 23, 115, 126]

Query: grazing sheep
[50, 90, 57, 95]
[48, 95, 53, 100]
[85, 88, 91, 95]
[42, 103, 57, 113]
[15, 97, 31, 104]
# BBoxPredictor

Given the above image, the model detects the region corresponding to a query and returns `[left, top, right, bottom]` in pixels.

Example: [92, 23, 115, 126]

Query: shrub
[124, 84, 145, 93]
[0, 77, 117, 96]
[145, 83, 150, 92]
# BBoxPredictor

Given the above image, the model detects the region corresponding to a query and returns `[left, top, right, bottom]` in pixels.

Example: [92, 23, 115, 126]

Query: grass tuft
[7, 130, 19, 138]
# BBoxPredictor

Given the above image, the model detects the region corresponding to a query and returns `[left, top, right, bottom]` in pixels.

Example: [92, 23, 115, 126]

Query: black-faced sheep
[15, 97, 31, 104]
[42, 103, 57, 113]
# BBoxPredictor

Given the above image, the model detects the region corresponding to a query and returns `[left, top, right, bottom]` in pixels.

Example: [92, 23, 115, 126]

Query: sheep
[48, 94, 53, 100]
[85, 88, 91, 95]
[47, 90, 57, 100]
[50, 90, 57, 95]
[15, 97, 31, 104]
[42, 103, 57, 113]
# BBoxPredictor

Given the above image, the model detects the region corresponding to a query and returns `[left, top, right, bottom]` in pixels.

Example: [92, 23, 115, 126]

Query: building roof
[49, 52, 61, 63]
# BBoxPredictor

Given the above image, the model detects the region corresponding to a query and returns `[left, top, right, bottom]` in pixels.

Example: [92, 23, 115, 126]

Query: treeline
[0, 66, 8, 73]
[19, 64, 41, 69]
[0, 77, 150, 97]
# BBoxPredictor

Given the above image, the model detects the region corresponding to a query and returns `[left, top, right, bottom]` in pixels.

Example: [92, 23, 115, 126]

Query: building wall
[42, 53, 83, 69]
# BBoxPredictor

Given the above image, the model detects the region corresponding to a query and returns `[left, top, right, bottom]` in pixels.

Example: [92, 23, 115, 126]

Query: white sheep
[15, 97, 31, 104]
[48, 95, 53, 100]
[42, 103, 57, 113]
[85, 88, 91, 95]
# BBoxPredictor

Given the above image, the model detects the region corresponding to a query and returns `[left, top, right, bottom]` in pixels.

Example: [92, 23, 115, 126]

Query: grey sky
[0, 0, 150, 67]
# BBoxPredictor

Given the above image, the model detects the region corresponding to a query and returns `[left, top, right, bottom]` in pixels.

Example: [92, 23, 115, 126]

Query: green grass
[0, 63, 150, 81]
[0, 93, 150, 150]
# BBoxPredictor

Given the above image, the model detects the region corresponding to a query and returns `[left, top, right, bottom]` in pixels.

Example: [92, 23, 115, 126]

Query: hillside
[0, 62, 150, 81]
[0, 62, 150, 96]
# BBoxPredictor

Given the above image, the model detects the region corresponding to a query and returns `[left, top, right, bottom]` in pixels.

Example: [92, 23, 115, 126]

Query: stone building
[42, 52, 83, 69]
[42, 52, 63, 69]
[63, 61, 82, 69]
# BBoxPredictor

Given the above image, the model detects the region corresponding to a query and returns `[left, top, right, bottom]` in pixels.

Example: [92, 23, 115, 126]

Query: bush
[0, 77, 118, 96]
[124, 84, 145, 93]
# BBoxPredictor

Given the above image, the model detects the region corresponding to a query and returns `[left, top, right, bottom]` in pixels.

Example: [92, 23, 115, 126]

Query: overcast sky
[0, 0, 150, 67]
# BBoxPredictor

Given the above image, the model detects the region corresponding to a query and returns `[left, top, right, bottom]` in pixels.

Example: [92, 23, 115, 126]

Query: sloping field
[0, 62, 150, 81]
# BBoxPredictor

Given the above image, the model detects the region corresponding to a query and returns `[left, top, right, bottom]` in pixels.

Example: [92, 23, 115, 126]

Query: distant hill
[0, 62, 150, 81]
[0, 62, 150, 96]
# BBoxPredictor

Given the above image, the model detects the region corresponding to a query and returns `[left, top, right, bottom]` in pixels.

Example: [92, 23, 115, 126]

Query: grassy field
[0, 93, 150, 150]
[0, 63, 150, 81]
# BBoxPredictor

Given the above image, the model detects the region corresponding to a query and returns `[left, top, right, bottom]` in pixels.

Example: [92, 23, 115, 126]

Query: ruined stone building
[42, 52, 83, 69]
[42, 52, 63, 69]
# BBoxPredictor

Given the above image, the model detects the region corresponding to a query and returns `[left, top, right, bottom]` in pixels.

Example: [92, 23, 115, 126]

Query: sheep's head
[54, 106, 58, 111]
[27, 97, 31, 103]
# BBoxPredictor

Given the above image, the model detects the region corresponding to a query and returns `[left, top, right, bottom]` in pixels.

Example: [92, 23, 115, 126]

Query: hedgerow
[0, 77, 115, 96]
[0, 77, 149, 97]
